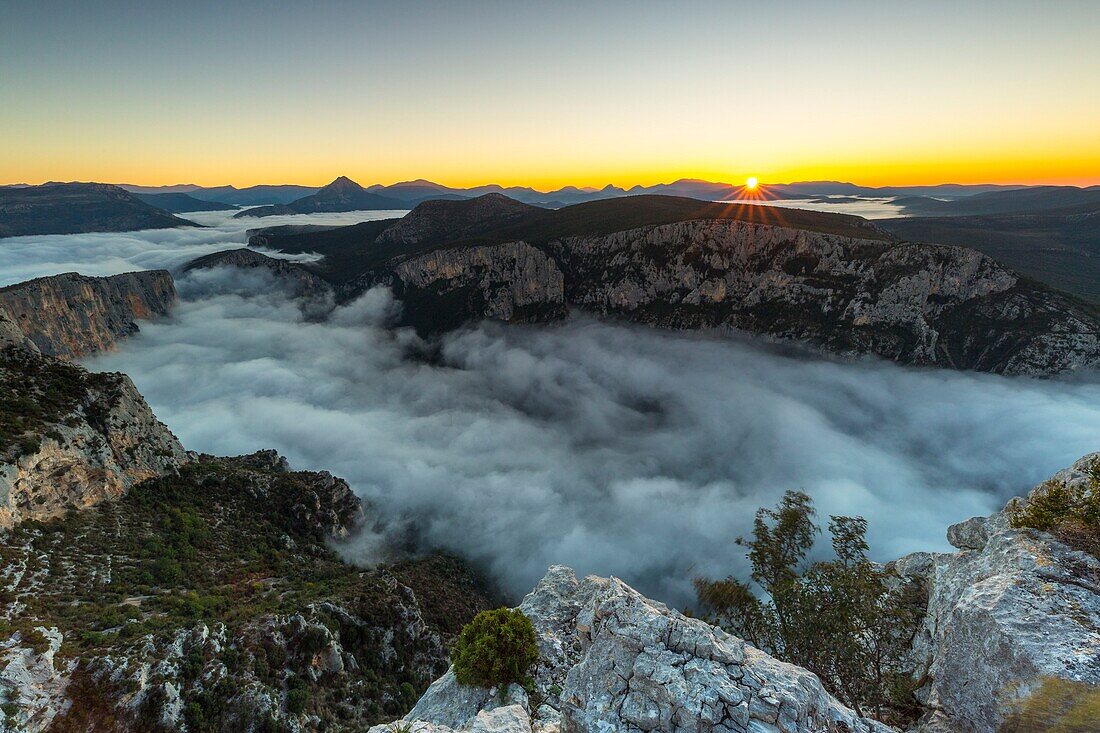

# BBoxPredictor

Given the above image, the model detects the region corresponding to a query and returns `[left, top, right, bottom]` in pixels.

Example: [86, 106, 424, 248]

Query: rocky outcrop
[0, 182, 195, 237]
[184, 248, 334, 301]
[373, 565, 891, 733]
[893, 452, 1100, 733]
[544, 219, 1100, 375]
[363, 241, 566, 334]
[0, 270, 176, 359]
[0, 348, 189, 528]
[0, 627, 73, 732]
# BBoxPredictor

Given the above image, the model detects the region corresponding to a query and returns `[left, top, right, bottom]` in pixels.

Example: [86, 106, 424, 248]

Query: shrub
[1000, 677, 1100, 732]
[286, 687, 309, 715]
[694, 491, 926, 726]
[451, 608, 538, 689]
[1010, 460, 1100, 557]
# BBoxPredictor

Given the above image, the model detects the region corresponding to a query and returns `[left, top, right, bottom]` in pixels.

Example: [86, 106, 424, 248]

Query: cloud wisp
[82, 266, 1100, 604]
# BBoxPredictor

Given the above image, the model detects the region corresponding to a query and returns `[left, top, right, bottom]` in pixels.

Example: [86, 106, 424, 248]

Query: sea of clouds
[4, 211, 1099, 604]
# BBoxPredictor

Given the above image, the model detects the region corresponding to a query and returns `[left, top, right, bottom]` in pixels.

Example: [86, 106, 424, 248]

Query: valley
[2, 189, 1099, 733]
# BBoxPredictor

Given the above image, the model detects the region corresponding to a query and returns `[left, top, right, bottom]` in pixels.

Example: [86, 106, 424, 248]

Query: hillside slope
[0, 183, 196, 237]
[878, 204, 1100, 303]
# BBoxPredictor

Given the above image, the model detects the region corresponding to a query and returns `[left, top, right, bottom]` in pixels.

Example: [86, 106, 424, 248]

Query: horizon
[6, 174, 1096, 194]
[3, 1, 1098, 189]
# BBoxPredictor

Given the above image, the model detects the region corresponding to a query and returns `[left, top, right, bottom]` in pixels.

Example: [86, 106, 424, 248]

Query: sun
[746, 176, 759, 190]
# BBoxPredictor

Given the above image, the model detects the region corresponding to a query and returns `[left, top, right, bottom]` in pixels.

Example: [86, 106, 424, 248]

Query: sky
[2, 0, 1099, 189]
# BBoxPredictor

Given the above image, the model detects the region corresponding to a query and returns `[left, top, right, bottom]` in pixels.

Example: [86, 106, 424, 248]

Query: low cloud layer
[0, 209, 402, 287]
[83, 267, 1100, 603]
[6, 214, 1099, 604]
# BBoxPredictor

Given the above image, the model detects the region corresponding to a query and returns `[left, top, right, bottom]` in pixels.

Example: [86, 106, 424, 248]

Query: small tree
[694, 491, 925, 725]
[452, 608, 538, 690]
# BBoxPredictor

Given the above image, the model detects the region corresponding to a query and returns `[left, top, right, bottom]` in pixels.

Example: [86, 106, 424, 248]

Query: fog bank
[84, 267, 1100, 603]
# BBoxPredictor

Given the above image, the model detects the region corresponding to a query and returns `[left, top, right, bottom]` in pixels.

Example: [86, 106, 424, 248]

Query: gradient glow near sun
[746, 177, 759, 190]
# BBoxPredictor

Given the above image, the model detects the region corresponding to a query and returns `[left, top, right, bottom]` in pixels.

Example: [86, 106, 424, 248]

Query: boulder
[907, 452, 1100, 732]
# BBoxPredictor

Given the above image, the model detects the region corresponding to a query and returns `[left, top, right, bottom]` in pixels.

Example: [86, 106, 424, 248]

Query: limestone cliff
[236, 195, 1100, 375]
[0, 270, 176, 359]
[543, 219, 1100, 375]
[368, 241, 566, 334]
[0, 346, 189, 528]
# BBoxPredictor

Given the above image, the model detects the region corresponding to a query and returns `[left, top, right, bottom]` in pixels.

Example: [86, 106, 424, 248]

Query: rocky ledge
[0, 270, 176, 359]
[894, 451, 1100, 733]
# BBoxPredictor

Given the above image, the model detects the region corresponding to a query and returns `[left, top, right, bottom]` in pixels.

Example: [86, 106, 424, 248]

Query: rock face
[0, 182, 195, 237]
[231, 194, 1100, 375]
[370, 241, 566, 334]
[894, 452, 1100, 733]
[374, 565, 890, 733]
[0, 270, 176, 359]
[545, 218, 1100, 375]
[0, 347, 189, 528]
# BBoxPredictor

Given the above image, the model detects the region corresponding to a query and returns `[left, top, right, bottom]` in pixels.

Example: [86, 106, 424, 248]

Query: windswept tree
[694, 491, 926, 725]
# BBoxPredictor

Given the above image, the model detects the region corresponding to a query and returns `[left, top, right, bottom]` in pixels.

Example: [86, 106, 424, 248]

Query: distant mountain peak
[320, 176, 363, 193]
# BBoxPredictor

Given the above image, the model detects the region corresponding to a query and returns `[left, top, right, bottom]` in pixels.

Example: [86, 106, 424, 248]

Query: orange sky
[3, 2, 1098, 190]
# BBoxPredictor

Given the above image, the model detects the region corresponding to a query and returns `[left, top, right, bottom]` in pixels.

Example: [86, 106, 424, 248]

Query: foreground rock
[0, 346, 189, 528]
[0, 270, 176, 359]
[895, 452, 1100, 733]
[373, 565, 890, 733]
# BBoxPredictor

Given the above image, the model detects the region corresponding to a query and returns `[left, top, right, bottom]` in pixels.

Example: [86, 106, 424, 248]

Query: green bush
[1010, 460, 1100, 557]
[286, 687, 309, 715]
[451, 608, 538, 689]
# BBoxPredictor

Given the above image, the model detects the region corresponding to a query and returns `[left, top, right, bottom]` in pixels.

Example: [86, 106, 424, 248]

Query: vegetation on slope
[0, 454, 493, 731]
[0, 346, 119, 461]
[1010, 457, 1100, 558]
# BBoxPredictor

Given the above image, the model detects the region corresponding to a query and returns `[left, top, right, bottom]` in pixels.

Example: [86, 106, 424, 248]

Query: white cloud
[83, 268, 1100, 604]
[8, 213, 1098, 605]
